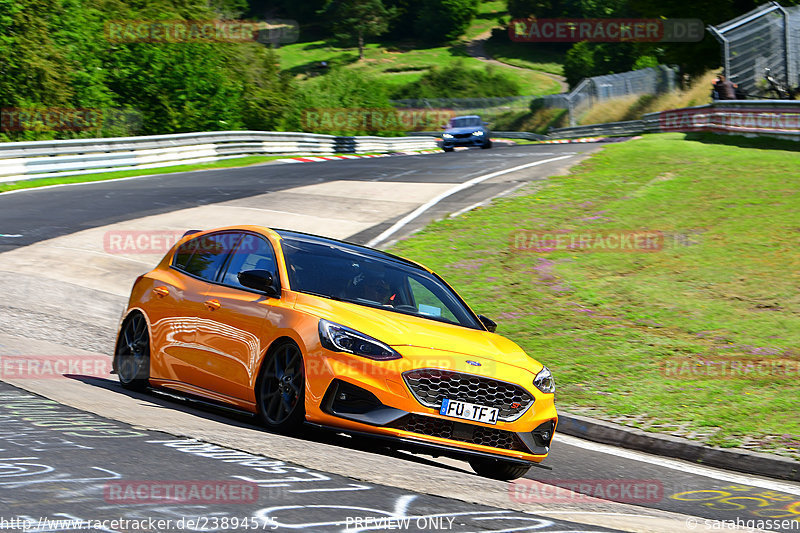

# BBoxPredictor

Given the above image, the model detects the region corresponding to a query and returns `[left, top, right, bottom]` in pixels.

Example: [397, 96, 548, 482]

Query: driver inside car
[351, 272, 394, 305]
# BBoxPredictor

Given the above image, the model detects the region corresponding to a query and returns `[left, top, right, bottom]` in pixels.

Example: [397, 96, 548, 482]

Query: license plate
[439, 398, 499, 425]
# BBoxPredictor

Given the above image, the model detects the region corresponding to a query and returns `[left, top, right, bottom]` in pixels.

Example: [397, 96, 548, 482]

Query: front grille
[390, 414, 527, 452]
[402, 369, 534, 421]
[454, 133, 471, 138]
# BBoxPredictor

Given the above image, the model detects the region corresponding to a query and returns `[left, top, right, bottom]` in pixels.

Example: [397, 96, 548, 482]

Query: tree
[0, 0, 75, 108]
[563, 41, 594, 88]
[414, 0, 479, 42]
[321, 0, 394, 59]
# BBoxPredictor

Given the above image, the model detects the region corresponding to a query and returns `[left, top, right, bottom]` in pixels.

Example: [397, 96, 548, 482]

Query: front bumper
[304, 347, 557, 464]
[442, 135, 488, 147]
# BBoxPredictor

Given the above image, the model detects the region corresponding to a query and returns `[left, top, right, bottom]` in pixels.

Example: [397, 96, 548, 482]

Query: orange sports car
[114, 226, 557, 480]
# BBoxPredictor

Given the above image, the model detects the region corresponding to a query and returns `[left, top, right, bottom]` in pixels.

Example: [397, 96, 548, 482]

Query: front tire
[481, 140, 492, 149]
[469, 457, 531, 480]
[256, 340, 306, 432]
[442, 146, 454, 152]
[114, 313, 150, 391]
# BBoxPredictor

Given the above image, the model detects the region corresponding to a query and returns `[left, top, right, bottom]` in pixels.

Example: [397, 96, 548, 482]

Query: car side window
[408, 278, 458, 323]
[173, 233, 238, 282]
[220, 233, 278, 290]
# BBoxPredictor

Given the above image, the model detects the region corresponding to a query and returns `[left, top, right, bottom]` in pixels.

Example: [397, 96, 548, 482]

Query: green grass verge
[0, 154, 312, 194]
[389, 133, 800, 456]
[0, 149, 437, 194]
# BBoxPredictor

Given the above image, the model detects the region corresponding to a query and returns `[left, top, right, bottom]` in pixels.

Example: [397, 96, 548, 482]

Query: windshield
[279, 235, 482, 329]
[450, 117, 482, 128]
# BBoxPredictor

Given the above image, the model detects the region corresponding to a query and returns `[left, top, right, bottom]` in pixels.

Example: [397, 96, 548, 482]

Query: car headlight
[533, 366, 555, 393]
[442, 133, 453, 139]
[318, 319, 401, 361]
[472, 131, 484, 136]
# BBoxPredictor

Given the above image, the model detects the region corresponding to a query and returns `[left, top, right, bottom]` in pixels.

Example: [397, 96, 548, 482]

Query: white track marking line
[366, 155, 574, 248]
[449, 182, 530, 218]
[556, 434, 800, 495]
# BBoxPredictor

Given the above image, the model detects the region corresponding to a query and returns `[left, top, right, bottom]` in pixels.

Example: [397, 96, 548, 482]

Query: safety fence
[709, 2, 793, 97]
[392, 66, 678, 130]
[709, 2, 800, 98]
[0, 131, 438, 183]
[532, 66, 678, 126]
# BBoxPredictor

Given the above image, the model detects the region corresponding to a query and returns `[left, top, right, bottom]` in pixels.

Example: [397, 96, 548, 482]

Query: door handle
[204, 299, 221, 311]
[152, 286, 169, 298]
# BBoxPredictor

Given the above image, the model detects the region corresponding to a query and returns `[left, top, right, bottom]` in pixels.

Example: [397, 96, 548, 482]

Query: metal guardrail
[550, 100, 800, 139]
[6, 100, 794, 185]
[548, 120, 650, 138]
[0, 131, 438, 183]
[492, 131, 549, 141]
[643, 99, 800, 139]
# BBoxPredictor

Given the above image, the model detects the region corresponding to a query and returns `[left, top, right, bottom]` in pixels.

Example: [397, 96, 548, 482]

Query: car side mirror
[478, 314, 497, 332]
[238, 269, 280, 298]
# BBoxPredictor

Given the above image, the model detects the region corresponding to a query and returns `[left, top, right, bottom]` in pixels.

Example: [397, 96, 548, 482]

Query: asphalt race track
[1, 143, 799, 532]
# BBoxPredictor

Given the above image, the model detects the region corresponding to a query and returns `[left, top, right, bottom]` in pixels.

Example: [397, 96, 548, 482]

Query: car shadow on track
[67, 374, 477, 477]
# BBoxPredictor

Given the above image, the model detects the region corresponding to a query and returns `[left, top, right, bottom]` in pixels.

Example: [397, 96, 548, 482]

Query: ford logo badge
[466, 360, 481, 366]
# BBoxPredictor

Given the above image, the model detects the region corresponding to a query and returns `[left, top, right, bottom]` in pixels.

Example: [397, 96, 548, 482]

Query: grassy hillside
[274, 2, 562, 98]
[275, 41, 561, 97]
[390, 133, 800, 458]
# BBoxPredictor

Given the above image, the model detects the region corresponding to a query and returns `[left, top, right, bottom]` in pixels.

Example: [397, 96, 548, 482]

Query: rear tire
[469, 457, 531, 480]
[256, 340, 306, 432]
[114, 313, 150, 391]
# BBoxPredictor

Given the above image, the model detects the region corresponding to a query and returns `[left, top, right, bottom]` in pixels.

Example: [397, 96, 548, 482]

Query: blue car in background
[441, 115, 492, 152]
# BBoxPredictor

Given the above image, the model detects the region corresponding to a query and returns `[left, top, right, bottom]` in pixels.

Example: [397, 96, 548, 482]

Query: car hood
[293, 292, 542, 372]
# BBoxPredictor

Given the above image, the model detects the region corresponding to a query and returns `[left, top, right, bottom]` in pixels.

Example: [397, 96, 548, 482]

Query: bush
[633, 55, 659, 70]
[287, 68, 400, 136]
[392, 61, 522, 99]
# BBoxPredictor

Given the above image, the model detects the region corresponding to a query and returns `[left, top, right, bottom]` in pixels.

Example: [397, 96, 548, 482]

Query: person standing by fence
[714, 75, 737, 100]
